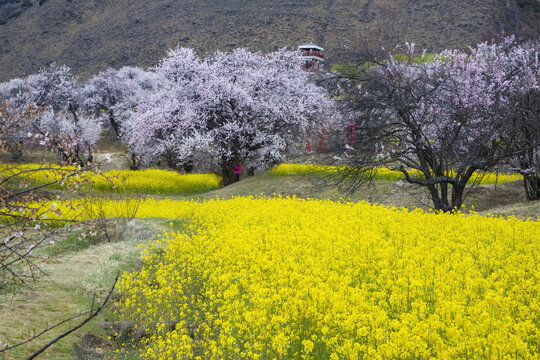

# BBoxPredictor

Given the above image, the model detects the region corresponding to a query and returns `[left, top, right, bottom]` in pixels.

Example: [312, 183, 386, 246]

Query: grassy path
[0, 219, 171, 359]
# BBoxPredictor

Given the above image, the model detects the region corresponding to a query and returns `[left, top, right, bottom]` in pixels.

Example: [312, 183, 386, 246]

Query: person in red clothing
[234, 164, 242, 182]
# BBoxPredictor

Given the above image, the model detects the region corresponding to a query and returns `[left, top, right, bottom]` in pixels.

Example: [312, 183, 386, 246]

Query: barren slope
[0, 0, 533, 81]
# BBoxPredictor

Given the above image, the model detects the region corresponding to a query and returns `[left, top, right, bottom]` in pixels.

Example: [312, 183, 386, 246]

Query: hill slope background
[0, 0, 538, 81]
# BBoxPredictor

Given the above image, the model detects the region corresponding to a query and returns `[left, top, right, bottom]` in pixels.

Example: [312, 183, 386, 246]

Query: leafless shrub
[81, 194, 141, 243]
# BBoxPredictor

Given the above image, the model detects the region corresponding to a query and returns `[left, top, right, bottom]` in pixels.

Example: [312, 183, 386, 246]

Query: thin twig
[0, 312, 89, 353]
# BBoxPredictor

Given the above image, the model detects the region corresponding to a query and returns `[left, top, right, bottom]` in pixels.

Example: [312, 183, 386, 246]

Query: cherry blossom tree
[0, 63, 102, 165]
[82, 66, 160, 139]
[329, 36, 539, 211]
[129, 47, 333, 185]
[0, 77, 30, 161]
[0, 93, 104, 291]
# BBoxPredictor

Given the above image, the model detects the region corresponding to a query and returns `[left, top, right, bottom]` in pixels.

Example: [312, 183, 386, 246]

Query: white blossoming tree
[82, 66, 161, 140]
[0, 63, 102, 165]
[129, 47, 334, 185]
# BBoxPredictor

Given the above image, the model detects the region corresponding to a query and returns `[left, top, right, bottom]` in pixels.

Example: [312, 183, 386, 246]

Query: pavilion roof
[298, 42, 324, 51]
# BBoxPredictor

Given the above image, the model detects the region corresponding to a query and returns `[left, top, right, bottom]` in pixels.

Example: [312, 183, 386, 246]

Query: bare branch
[25, 275, 118, 360]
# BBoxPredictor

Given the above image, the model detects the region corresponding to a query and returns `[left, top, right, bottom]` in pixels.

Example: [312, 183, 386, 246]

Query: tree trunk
[426, 184, 444, 211]
[165, 156, 177, 170]
[128, 153, 140, 170]
[427, 182, 465, 212]
[86, 147, 94, 164]
[221, 165, 237, 186]
[451, 184, 465, 211]
[108, 111, 121, 139]
[183, 160, 194, 174]
[524, 173, 540, 201]
[440, 182, 449, 211]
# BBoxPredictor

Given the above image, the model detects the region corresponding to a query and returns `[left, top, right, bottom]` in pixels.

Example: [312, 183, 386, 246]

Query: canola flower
[0, 164, 221, 195]
[0, 163, 80, 185]
[270, 163, 523, 185]
[92, 169, 221, 195]
[107, 196, 540, 359]
[18, 198, 203, 224]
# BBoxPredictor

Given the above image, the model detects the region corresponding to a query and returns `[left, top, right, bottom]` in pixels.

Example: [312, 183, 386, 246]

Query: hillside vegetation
[0, 0, 535, 81]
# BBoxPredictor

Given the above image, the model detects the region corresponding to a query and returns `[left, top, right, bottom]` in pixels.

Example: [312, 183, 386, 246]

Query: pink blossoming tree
[330, 36, 539, 211]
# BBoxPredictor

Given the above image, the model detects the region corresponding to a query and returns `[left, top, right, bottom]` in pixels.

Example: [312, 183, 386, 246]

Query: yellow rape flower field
[1, 163, 522, 198]
[2, 163, 537, 359]
[93, 169, 221, 194]
[270, 163, 523, 185]
[0, 164, 221, 194]
[61, 196, 538, 360]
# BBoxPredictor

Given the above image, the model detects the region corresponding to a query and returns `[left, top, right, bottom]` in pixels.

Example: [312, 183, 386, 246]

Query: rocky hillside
[0, 0, 537, 81]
